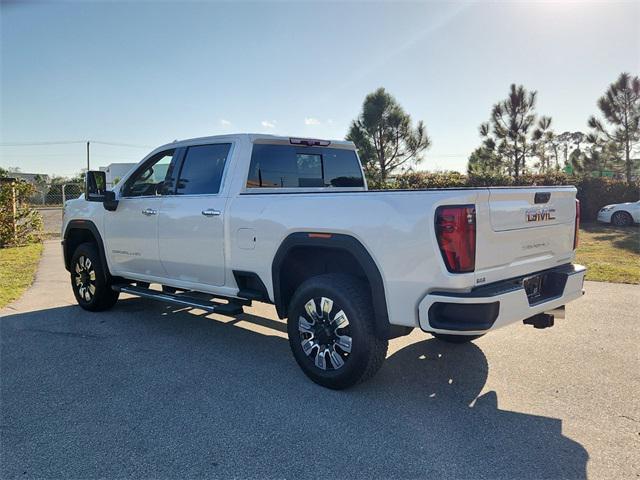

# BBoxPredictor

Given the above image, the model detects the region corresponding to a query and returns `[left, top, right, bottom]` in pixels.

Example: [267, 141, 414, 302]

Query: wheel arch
[63, 220, 110, 280]
[272, 232, 404, 340]
[614, 209, 633, 217]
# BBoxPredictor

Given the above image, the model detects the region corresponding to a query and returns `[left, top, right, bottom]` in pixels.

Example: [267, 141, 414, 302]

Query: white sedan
[597, 201, 640, 226]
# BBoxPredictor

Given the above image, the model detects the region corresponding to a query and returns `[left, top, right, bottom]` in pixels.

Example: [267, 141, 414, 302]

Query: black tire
[287, 274, 388, 390]
[70, 242, 119, 311]
[611, 211, 633, 227]
[431, 333, 484, 344]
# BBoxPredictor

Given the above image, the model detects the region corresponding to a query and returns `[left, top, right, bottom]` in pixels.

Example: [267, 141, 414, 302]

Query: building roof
[7, 172, 50, 183]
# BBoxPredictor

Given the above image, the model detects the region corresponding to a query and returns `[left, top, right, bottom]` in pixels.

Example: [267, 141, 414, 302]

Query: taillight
[573, 199, 580, 250]
[435, 205, 476, 273]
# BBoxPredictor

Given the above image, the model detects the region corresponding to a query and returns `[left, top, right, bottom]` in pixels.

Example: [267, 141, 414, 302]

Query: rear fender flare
[271, 232, 392, 339]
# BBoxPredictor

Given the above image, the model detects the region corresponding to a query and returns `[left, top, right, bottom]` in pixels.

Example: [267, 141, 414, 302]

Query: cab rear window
[246, 144, 364, 188]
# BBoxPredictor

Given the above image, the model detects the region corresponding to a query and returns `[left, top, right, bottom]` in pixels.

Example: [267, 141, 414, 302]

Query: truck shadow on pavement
[1, 298, 588, 479]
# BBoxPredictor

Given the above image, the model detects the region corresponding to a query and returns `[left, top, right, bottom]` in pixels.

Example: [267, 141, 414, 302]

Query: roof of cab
[151, 133, 355, 154]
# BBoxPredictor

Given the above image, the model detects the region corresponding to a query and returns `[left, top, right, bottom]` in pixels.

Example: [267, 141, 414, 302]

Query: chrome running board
[112, 284, 245, 316]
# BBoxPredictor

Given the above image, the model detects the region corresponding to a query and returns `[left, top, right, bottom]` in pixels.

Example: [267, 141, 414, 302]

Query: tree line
[347, 73, 640, 184]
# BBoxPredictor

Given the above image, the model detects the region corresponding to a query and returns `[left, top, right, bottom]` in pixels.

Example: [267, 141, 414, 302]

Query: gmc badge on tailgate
[526, 207, 556, 222]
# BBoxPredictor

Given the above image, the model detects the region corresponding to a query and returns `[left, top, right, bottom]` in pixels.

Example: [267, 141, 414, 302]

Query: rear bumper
[418, 263, 586, 335]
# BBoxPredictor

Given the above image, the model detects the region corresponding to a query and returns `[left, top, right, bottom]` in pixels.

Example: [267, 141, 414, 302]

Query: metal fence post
[12, 182, 17, 245]
[62, 184, 66, 204]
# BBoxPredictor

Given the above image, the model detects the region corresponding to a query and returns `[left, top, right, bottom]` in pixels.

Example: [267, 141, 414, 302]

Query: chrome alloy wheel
[74, 255, 97, 302]
[298, 297, 353, 371]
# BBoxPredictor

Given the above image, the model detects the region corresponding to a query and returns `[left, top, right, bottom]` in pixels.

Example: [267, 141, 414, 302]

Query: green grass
[576, 223, 640, 284]
[0, 243, 43, 309]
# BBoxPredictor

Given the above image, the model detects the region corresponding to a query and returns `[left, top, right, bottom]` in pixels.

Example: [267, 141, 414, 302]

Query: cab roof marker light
[289, 138, 331, 147]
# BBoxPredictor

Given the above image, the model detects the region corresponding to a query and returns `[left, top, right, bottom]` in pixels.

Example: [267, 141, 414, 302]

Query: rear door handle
[202, 209, 222, 217]
[142, 208, 157, 216]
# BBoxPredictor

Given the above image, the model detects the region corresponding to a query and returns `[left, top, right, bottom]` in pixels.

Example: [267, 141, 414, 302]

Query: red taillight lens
[573, 199, 580, 250]
[435, 205, 476, 273]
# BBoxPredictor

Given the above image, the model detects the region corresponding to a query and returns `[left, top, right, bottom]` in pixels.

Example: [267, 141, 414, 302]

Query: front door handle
[202, 209, 221, 217]
[142, 208, 157, 216]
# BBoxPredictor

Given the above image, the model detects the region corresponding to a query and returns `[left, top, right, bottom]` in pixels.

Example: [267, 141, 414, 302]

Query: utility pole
[86, 141, 90, 171]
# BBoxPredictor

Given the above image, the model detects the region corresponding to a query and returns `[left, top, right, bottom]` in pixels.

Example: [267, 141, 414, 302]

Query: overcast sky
[1, 0, 638, 177]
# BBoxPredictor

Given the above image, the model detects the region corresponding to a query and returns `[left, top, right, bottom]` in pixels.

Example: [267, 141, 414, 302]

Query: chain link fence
[29, 182, 84, 206]
[31, 183, 84, 238]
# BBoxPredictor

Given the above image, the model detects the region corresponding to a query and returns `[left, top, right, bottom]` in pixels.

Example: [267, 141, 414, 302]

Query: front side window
[176, 143, 231, 195]
[246, 144, 364, 188]
[122, 149, 176, 197]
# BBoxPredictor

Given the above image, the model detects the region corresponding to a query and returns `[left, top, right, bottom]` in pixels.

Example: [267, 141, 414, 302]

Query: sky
[1, 0, 638, 178]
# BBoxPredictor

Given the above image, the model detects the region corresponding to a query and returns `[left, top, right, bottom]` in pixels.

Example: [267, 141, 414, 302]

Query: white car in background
[597, 201, 640, 226]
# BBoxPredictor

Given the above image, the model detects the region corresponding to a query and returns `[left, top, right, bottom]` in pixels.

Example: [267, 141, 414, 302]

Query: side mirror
[86, 170, 119, 211]
[86, 171, 107, 201]
[103, 190, 119, 212]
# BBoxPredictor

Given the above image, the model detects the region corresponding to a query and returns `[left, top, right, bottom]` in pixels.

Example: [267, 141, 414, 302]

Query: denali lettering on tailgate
[521, 240, 550, 251]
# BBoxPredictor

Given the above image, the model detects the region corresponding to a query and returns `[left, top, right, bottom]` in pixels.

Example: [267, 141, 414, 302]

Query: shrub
[0, 180, 43, 247]
[393, 171, 467, 189]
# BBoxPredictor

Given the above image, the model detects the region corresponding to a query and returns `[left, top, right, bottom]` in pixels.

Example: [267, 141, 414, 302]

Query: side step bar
[112, 284, 245, 316]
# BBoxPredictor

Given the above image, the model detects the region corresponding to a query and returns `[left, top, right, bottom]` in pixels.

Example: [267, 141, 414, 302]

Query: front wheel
[612, 211, 633, 227]
[70, 242, 119, 311]
[287, 274, 388, 390]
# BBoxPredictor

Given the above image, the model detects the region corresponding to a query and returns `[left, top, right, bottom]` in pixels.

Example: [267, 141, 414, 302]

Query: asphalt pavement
[1, 241, 639, 479]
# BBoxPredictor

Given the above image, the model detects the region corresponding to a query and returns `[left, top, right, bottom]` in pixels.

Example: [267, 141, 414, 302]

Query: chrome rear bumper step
[112, 284, 245, 315]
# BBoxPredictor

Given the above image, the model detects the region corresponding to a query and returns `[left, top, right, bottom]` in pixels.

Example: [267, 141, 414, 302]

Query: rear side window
[247, 144, 364, 188]
[176, 143, 231, 195]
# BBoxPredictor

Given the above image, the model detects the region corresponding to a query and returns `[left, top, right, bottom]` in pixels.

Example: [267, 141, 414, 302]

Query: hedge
[574, 177, 639, 223]
[0, 180, 43, 247]
[378, 172, 639, 223]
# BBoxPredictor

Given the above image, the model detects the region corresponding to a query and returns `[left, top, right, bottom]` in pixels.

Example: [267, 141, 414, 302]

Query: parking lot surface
[1, 241, 639, 478]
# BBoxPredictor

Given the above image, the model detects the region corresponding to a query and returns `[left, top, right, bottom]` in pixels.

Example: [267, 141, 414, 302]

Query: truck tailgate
[488, 188, 576, 231]
[474, 186, 577, 283]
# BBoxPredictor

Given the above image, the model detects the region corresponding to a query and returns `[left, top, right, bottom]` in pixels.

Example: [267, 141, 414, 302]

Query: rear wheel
[70, 242, 119, 311]
[431, 333, 484, 344]
[612, 211, 633, 227]
[287, 274, 388, 390]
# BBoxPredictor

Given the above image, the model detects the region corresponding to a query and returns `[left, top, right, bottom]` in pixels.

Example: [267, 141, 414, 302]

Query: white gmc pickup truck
[63, 134, 586, 389]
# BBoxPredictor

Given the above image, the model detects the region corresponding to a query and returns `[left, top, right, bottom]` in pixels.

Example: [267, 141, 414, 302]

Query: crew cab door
[104, 149, 178, 277]
[157, 143, 231, 286]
